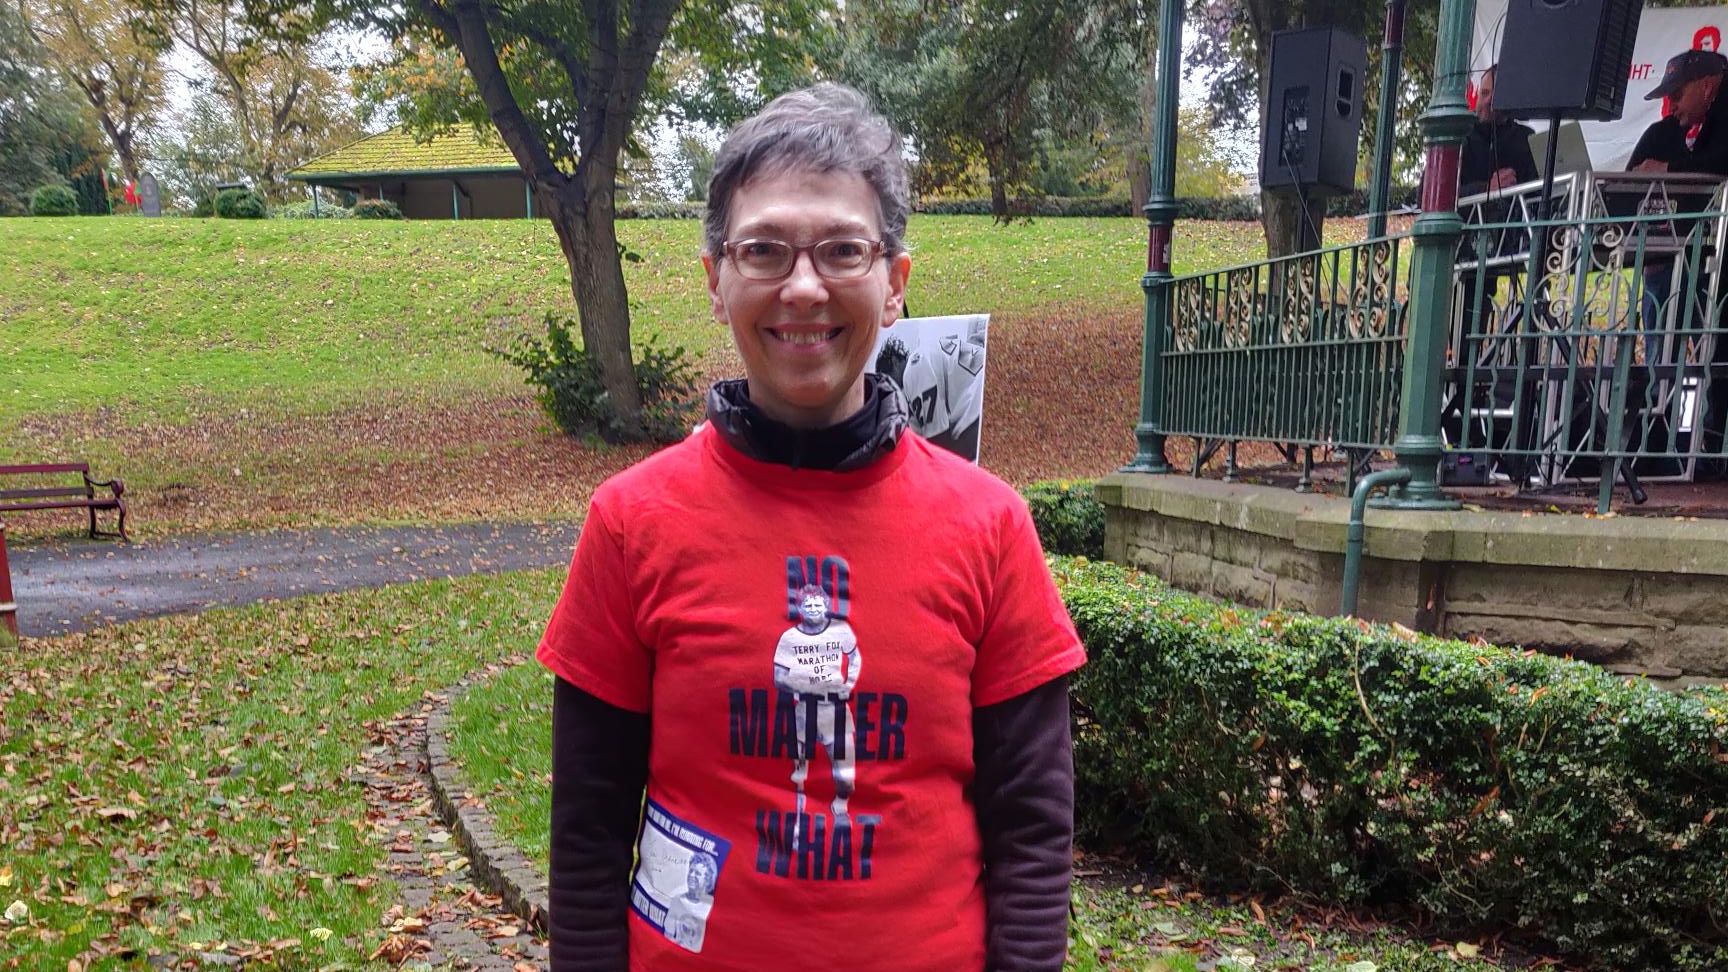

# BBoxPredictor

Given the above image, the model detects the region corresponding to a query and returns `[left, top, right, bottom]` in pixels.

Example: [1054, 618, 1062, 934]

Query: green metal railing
[1448, 206, 1728, 508]
[1142, 205, 1728, 512]
[1161, 234, 1412, 455]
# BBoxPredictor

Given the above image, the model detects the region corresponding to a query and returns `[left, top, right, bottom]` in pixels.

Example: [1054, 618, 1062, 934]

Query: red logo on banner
[1696, 26, 1722, 53]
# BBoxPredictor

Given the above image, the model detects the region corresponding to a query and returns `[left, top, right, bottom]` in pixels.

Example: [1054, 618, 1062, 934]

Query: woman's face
[703, 168, 911, 429]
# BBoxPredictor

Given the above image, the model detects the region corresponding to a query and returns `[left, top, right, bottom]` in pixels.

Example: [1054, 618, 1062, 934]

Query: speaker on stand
[1494, 0, 1643, 212]
[1492, 0, 1644, 494]
[1260, 27, 1368, 252]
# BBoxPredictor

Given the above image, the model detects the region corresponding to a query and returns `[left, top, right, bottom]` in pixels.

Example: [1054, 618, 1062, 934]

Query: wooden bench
[0, 463, 129, 541]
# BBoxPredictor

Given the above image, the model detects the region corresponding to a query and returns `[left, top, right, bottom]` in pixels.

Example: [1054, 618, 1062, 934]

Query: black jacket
[1459, 117, 1539, 197]
[1631, 88, 1728, 175]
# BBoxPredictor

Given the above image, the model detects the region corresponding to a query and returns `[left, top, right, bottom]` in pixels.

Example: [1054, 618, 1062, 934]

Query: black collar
[704, 374, 909, 472]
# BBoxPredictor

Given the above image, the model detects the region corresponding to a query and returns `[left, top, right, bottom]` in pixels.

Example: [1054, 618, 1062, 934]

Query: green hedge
[1059, 558, 1728, 971]
[618, 200, 706, 220]
[916, 196, 1135, 217]
[352, 199, 404, 220]
[272, 200, 351, 219]
[213, 187, 267, 219]
[29, 184, 78, 217]
[1326, 185, 1422, 217]
[1021, 479, 1105, 558]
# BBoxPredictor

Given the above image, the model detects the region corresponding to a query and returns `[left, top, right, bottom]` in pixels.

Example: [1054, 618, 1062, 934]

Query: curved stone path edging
[356, 670, 549, 971]
[424, 665, 553, 941]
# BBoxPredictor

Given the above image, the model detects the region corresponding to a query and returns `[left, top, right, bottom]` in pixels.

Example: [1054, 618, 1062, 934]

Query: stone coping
[1100, 472, 1728, 576]
[426, 669, 551, 936]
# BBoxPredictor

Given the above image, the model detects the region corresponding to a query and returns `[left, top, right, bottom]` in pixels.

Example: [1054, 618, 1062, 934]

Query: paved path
[8, 521, 579, 638]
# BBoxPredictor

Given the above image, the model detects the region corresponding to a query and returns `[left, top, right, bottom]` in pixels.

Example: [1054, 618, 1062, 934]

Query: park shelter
[286, 126, 533, 219]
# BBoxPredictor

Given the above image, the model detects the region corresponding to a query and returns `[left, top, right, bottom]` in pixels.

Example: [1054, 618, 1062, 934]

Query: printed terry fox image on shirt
[773, 582, 862, 836]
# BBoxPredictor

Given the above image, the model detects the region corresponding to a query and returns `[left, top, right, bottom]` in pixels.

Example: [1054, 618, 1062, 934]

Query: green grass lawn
[0, 214, 1268, 431]
[447, 661, 1556, 972]
[0, 570, 564, 970]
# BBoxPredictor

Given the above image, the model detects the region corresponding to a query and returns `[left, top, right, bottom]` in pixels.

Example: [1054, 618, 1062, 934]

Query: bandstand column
[1380, 0, 1474, 510]
[1123, 0, 1182, 474]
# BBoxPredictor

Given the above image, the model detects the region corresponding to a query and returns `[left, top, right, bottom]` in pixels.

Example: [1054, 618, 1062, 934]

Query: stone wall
[1100, 473, 1728, 682]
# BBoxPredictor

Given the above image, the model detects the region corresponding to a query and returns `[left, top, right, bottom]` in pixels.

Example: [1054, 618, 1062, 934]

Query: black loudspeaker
[1494, 0, 1642, 121]
[1260, 27, 1368, 196]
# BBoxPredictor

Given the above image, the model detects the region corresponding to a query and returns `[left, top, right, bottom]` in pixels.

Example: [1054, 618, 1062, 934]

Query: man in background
[1631, 49, 1728, 475]
[1460, 65, 1538, 198]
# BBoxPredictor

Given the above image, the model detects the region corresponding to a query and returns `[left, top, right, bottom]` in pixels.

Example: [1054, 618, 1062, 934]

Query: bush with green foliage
[351, 199, 403, 220]
[1174, 196, 1262, 221]
[1327, 186, 1422, 217]
[213, 187, 267, 219]
[1020, 479, 1104, 558]
[29, 184, 78, 216]
[272, 200, 352, 219]
[1059, 557, 1728, 971]
[916, 196, 1135, 218]
[492, 315, 698, 444]
[618, 200, 705, 220]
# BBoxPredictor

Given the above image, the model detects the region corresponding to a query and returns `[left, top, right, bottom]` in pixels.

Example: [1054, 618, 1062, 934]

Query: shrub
[617, 200, 705, 220]
[1174, 196, 1262, 221]
[1327, 185, 1422, 217]
[213, 187, 267, 219]
[29, 184, 78, 217]
[351, 199, 403, 220]
[915, 195, 1134, 217]
[1020, 479, 1104, 558]
[492, 315, 699, 444]
[1059, 558, 1728, 971]
[272, 200, 351, 219]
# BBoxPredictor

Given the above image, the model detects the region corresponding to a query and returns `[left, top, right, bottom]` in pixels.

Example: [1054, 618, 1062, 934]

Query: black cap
[1646, 49, 1728, 100]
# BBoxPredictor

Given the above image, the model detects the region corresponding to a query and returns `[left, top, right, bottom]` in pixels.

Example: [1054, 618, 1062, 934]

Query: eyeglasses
[720, 237, 886, 280]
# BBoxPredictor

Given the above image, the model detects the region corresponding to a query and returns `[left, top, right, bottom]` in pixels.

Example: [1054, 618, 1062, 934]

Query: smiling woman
[535, 82, 1087, 972]
[701, 168, 909, 428]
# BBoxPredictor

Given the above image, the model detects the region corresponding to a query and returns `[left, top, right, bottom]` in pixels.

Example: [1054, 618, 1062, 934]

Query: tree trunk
[102, 122, 141, 187]
[1131, 39, 1156, 214]
[1129, 148, 1151, 214]
[1261, 187, 1327, 259]
[544, 184, 647, 442]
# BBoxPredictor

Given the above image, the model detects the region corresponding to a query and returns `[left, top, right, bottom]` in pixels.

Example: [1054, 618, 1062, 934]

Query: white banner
[1472, 2, 1728, 169]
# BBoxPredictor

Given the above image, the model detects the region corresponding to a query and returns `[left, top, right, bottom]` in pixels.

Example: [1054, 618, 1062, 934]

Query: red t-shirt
[538, 425, 1085, 972]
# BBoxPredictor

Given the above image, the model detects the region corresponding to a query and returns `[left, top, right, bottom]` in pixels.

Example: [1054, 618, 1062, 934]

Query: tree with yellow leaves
[19, 0, 171, 187]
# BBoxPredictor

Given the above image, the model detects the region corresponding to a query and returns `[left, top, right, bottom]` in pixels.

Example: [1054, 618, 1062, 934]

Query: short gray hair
[703, 83, 910, 260]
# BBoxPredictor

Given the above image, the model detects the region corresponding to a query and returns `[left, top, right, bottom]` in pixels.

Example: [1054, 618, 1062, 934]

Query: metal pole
[312, 185, 320, 217]
[1367, 0, 1408, 239]
[0, 522, 17, 642]
[525, 181, 533, 219]
[1378, 0, 1473, 511]
[1123, 0, 1182, 475]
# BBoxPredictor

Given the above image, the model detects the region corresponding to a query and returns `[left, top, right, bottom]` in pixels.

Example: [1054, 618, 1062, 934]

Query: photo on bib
[631, 799, 732, 953]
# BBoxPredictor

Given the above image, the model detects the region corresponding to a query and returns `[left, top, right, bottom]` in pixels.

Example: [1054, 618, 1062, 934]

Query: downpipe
[0, 522, 15, 641]
[1340, 468, 1412, 617]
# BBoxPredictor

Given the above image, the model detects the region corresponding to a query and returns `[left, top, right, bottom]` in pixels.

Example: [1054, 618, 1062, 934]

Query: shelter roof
[287, 126, 521, 181]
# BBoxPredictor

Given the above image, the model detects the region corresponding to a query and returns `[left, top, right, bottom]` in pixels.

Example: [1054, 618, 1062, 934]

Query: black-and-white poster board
[871, 313, 990, 463]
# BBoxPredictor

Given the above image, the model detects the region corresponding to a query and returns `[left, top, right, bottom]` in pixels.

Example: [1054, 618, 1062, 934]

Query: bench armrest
[84, 474, 125, 498]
